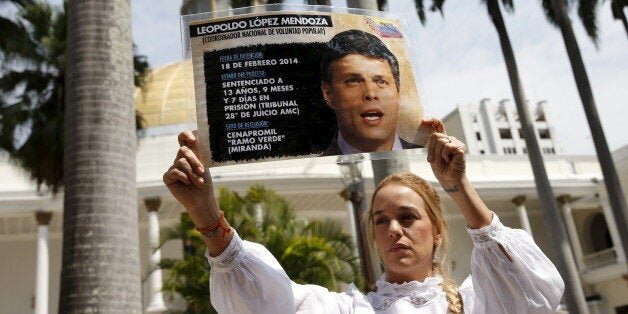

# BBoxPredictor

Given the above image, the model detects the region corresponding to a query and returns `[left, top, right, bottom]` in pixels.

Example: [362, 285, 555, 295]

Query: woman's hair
[365, 172, 462, 313]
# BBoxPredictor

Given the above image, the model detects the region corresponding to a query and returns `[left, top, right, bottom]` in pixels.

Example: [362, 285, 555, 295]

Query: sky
[11, 0, 627, 155]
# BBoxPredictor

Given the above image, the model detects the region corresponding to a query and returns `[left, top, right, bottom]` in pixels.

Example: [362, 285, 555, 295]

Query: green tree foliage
[0, 0, 149, 193]
[158, 185, 362, 313]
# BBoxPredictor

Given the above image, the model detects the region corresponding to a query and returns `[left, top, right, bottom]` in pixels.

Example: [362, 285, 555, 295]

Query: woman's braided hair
[366, 173, 463, 313]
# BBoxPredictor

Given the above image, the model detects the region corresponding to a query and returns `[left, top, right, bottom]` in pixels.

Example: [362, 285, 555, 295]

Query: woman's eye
[401, 214, 417, 221]
[374, 218, 388, 225]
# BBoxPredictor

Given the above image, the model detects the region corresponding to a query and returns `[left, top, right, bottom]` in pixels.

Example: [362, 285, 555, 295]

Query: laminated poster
[186, 8, 424, 167]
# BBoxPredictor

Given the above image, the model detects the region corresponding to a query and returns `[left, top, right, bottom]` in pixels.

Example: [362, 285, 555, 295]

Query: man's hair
[321, 30, 400, 90]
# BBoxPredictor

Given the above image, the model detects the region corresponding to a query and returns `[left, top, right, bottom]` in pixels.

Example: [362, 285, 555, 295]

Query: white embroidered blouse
[206, 214, 565, 313]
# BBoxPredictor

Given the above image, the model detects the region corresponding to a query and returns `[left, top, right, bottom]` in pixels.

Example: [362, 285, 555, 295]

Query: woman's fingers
[427, 133, 446, 164]
[163, 131, 206, 188]
[175, 157, 204, 186]
[441, 136, 461, 162]
[178, 129, 197, 148]
[163, 166, 192, 186]
[427, 133, 466, 167]
[421, 118, 445, 134]
[417, 118, 446, 147]
[175, 146, 205, 176]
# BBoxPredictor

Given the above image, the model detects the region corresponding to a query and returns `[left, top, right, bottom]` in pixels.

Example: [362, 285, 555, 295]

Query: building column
[512, 196, 533, 236]
[34, 211, 52, 314]
[597, 183, 627, 263]
[557, 195, 585, 270]
[145, 197, 167, 313]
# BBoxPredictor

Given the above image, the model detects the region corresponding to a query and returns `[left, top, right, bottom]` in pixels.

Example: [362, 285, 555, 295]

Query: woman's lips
[389, 243, 410, 252]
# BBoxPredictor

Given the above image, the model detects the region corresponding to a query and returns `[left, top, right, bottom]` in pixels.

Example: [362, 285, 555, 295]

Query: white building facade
[443, 99, 560, 156]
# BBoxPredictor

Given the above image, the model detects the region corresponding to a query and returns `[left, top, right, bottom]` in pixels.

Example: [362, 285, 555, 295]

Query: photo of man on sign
[320, 30, 422, 156]
[186, 11, 424, 166]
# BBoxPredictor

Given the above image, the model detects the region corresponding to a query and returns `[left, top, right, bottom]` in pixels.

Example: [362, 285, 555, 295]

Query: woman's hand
[163, 130, 218, 221]
[163, 130, 233, 255]
[421, 119, 491, 228]
[420, 119, 468, 188]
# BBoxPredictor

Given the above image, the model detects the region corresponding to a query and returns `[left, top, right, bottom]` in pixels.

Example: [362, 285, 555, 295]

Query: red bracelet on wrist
[195, 211, 231, 244]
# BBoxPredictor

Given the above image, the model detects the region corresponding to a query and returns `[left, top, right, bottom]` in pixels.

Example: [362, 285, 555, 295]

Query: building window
[522, 147, 527, 154]
[479, 149, 485, 155]
[542, 147, 555, 154]
[470, 113, 478, 123]
[585, 213, 613, 253]
[475, 132, 482, 141]
[539, 129, 551, 139]
[503, 147, 516, 154]
[518, 129, 525, 138]
[499, 128, 512, 139]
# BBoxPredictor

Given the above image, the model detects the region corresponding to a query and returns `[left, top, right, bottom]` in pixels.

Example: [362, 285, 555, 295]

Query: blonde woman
[163, 121, 564, 313]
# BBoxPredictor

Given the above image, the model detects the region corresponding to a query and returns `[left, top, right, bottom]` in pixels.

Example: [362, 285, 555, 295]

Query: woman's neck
[385, 267, 433, 284]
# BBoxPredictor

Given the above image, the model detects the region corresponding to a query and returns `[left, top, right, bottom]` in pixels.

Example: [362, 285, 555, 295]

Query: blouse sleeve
[206, 231, 353, 314]
[206, 231, 295, 313]
[467, 213, 565, 314]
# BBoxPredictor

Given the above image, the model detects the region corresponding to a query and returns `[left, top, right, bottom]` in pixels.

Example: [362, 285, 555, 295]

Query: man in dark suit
[320, 30, 421, 156]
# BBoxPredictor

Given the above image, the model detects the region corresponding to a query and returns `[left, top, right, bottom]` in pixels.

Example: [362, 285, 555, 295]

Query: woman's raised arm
[162, 130, 233, 256]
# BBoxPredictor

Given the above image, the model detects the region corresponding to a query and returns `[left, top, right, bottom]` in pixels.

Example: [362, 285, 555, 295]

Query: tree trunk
[619, 8, 628, 35]
[60, 1, 142, 312]
[486, 0, 589, 312]
[622, 8, 628, 37]
[550, 0, 628, 264]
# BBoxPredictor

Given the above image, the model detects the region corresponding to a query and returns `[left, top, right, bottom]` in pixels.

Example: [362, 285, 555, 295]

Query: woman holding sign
[163, 120, 564, 313]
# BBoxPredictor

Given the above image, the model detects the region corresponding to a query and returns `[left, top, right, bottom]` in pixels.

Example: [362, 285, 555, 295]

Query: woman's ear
[433, 233, 442, 247]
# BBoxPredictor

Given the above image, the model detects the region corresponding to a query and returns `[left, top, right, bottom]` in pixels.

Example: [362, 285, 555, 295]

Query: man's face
[322, 54, 400, 152]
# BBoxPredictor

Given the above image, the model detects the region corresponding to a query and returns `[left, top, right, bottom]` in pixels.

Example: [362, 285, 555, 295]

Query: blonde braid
[434, 263, 463, 313]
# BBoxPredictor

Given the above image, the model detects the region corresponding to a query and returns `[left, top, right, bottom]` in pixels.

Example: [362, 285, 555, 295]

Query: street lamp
[337, 155, 377, 290]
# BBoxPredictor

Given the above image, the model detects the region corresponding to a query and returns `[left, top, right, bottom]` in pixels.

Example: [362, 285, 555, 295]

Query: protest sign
[184, 8, 423, 167]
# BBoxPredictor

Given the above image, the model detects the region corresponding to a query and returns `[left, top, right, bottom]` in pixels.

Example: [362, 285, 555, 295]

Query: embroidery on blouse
[207, 230, 242, 272]
[366, 276, 446, 311]
[467, 213, 506, 246]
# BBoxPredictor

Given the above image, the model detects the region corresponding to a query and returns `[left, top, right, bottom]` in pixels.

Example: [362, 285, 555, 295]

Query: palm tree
[611, 0, 628, 36]
[0, 0, 149, 194]
[157, 185, 361, 313]
[373, 0, 445, 24]
[58, 0, 142, 312]
[481, 0, 588, 312]
[539, 0, 628, 269]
